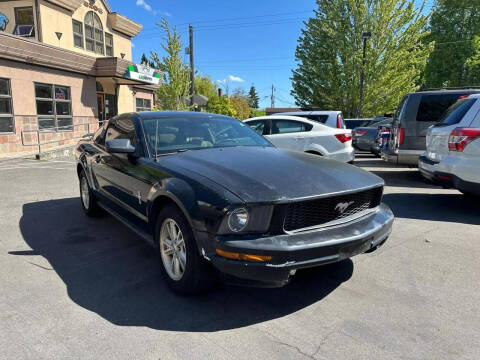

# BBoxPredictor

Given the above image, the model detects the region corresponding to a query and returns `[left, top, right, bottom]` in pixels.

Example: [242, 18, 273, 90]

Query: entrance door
[97, 93, 105, 121]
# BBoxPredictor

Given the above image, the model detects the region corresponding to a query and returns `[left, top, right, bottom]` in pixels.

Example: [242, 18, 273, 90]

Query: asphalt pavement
[0, 153, 479, 359]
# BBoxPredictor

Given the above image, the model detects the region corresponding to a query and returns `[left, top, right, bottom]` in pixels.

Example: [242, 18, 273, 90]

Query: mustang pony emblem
[335, 201, 355, 214]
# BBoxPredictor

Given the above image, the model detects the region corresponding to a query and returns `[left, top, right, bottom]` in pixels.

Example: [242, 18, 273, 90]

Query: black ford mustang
[75, 112, 394, 294]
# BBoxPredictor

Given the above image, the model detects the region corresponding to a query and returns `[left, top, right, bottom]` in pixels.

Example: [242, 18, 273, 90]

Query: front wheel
[156, 205, 214, 295]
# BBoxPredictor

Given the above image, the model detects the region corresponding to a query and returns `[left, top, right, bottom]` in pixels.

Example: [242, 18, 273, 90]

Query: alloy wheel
[80, 176, 90, 210]
[160, 218, 186, 281]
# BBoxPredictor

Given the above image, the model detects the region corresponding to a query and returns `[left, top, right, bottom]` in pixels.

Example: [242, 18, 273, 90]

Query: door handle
[294, 136, 304, 140]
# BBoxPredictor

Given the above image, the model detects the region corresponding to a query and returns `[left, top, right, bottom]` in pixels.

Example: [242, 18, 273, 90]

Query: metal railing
[21, 119, 106, 156]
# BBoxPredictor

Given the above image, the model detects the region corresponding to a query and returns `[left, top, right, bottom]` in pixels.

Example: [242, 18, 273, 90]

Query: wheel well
[149, 195, 180, 231]
[305, 150, 323, 156]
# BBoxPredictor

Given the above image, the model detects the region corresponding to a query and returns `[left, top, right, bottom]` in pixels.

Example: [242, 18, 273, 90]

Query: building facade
[0, 0, 159, 157]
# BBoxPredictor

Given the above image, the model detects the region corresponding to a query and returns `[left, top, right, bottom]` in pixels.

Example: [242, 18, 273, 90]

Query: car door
[265, 119, 311, 151]
[92, 115, 150, 220]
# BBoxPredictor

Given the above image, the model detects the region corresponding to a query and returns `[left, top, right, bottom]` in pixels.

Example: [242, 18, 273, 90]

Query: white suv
[418, 94, 480, 196]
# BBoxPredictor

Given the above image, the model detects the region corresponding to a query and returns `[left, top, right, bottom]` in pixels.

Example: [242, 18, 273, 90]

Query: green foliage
[249, 109, 266, 118]
[248, 85, 260, 109]
[230, 95, 250, 120]
[194, 75, 218, 99]
[206, 96, 236, 117]
[292, 0, 432, 117]
[151, 19, 190, 111]
[465, 36, 480, 84]
[423, 0, 480, 88]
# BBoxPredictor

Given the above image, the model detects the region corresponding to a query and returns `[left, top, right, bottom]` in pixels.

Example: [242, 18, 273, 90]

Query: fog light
[216, 249, 272, 262]
[228, 208, 249, 232]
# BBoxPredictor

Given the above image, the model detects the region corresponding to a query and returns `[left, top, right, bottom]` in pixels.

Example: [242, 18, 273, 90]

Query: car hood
[161, 147, 384, 203]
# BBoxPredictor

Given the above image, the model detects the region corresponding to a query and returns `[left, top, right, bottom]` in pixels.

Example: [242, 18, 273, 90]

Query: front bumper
[211, 203, 394, 287]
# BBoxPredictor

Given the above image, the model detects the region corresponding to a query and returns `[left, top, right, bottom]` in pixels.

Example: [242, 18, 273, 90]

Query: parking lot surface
[1, 154, 479, 360]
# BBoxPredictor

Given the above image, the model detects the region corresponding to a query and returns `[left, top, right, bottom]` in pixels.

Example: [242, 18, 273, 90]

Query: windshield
[141, 115, 272, 156]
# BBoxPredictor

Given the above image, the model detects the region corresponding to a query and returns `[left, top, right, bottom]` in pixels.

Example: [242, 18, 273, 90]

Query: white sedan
[245, 115, 355, 163]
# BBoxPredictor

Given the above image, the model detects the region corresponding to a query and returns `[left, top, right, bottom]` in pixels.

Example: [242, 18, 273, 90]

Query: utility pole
[270, 85, 275, 109]
[357, 31, 371, 119]
[189, 24, 195, 96]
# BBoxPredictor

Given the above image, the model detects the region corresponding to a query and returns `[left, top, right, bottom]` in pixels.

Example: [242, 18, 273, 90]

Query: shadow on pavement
[383, 193, 480, 225]
[12, 198, 353, 332]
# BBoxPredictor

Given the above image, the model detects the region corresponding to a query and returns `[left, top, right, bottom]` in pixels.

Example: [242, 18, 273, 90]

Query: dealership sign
[124, 64, 161, 85]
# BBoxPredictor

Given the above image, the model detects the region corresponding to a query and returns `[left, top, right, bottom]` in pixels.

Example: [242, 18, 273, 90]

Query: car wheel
[79, 169, 101, 217]
[156, 204, 214, 295]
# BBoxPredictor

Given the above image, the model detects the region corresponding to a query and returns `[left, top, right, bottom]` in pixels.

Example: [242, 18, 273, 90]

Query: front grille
[283, 187, 383, 232]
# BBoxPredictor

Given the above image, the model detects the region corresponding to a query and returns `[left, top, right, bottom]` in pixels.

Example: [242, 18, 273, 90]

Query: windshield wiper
[154, 149, 190, 158]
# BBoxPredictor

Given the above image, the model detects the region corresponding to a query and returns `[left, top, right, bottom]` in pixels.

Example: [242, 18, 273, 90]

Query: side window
[437, 98, 477, 126]
[271, 120, 312, 135]
[416, 94, 460, 122]
[247, 120, 267, 135]
[106, 116, 138, 149]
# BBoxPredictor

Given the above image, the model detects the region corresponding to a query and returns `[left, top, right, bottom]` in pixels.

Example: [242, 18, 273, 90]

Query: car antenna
[154, 118, 159, 160]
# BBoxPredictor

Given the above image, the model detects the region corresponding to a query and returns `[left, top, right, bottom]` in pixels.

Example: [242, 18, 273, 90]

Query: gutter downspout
[34, 0, 43, 42]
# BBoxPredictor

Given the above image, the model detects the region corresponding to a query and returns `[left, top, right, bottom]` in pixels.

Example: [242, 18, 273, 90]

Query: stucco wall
[38, 0, 132, 60]
[0, 0, 38, 41]
[0, 58, 97, 117]
[117, 84, 134, 114]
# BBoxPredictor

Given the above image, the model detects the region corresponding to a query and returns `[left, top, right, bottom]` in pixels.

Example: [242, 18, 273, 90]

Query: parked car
[383, 89, 480, 165]
[353, 118, 392, 154]
[244, 115, 355, 163]
[76, 112, 394, 294]
[274, 110, 346, 129]
[418, 95, 480, 196]
[346, 115, 391, 130]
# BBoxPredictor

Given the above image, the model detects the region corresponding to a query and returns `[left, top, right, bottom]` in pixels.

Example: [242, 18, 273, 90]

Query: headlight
[228, 208, 249, 232]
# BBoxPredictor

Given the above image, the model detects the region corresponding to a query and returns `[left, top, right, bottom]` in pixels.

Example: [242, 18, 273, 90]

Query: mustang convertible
[76, 112, 394, 294]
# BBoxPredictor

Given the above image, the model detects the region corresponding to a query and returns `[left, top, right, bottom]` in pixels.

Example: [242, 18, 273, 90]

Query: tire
[79, 169, 101, 217]
[155, 204, 214, 295]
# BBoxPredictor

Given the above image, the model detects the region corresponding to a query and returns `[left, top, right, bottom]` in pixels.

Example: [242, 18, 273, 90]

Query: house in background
[0, 0, 160, 157]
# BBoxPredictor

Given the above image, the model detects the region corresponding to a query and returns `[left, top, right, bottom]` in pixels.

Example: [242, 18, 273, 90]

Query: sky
[110, 0, 434, 109]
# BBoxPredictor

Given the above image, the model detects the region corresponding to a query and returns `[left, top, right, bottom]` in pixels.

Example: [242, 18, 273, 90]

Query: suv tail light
[335, 133, 352, 143]
[398, 128, 405, 145]
[336, 114, 342, 129]
[355, 130, 368, 136]
[448, 127, 480, 152]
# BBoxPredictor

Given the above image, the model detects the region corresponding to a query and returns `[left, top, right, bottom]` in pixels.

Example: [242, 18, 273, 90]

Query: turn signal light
[448, 128, 480, 152]
[398, 128, 405, 145]
[335, 133, 352, 143]
[216, 249, 272, 262]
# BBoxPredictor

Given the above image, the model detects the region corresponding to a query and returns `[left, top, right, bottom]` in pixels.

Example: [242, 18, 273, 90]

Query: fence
[20, 118, 105, 156]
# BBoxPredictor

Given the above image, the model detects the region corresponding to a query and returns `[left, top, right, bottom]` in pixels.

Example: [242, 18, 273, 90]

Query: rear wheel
[79, 170, 101, 217]
[156, 204, 214, 295]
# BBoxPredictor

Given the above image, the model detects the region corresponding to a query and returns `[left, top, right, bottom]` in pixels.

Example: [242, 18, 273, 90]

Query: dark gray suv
[382, 89, 480, 165]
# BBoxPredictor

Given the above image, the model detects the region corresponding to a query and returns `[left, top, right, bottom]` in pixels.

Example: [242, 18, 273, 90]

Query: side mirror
[105, 139, 136, 154]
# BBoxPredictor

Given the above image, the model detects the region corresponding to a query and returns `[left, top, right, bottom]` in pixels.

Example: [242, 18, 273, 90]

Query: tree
[423, 0, 480, 88]
[194, 75, 218, 99]
[140, 53, 155, 68]
[151, 19, 190, 110]
[248, 85, 260, 109]
[465, 36, 480, 84]
[291, 0, 432, 118]
[230, 95, 250, 120]
[205, 96, 236, 117]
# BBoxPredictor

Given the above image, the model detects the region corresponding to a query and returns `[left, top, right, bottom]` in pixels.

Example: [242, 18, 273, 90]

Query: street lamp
[357, 31, 372, 119]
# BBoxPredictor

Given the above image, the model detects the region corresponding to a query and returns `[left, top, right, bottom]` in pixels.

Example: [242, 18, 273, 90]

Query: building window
[72, 19, 83, 48]
[0, 78, 14, 133]
[136, 98, 151, 112]
[35, 83, 73, 131]
[84, 11, 104, 55]
[13, 7, 35, 37]
[105, 33, 113, 56]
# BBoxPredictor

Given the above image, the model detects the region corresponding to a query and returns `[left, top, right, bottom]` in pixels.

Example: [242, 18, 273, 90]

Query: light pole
[357, 31, 371, 119]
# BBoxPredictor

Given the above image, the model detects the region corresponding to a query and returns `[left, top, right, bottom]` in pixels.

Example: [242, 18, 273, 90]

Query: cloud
[136, 0, 171, 16]
[228, 75, 244, 82]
